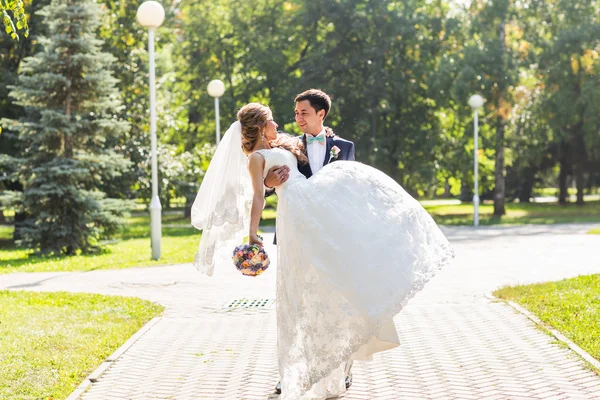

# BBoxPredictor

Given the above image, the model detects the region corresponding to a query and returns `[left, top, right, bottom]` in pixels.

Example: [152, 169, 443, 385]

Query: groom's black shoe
[274, 376, 352, 394]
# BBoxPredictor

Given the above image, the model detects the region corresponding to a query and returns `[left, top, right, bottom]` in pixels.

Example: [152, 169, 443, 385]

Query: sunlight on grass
[0, 209, 279, 274]
[424, 201, 600, 226]
[494, 274, 600, 369]
[0, 290, 163, 400]
[2, 200, 599, 274]
[0, 234, 201, 274]
[0, 213, 201, 274]
[262, 208, 277, 225]
[0, 225, 13, 240]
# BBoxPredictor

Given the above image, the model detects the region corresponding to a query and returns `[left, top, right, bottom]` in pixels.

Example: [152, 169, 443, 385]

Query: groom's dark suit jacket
[297, 131, 356, 179]
[270, 129, 355, 244]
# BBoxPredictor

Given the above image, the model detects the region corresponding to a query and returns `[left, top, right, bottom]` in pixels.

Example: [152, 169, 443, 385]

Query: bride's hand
[325, 127, 337, 138]
[249, 233, 263, 246]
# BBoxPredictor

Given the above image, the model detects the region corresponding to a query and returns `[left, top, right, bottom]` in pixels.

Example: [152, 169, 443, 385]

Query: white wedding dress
[253, 148, 454, 400]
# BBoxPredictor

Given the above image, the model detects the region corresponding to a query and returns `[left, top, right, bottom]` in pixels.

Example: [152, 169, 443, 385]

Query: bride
[191, 103, 455, 400]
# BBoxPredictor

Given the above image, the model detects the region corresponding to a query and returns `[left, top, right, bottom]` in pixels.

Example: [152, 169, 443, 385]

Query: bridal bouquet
[232, 241, 270, 277]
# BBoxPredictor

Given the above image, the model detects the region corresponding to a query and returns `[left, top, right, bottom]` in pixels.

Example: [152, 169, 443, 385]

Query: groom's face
[295, 100, 325, 136]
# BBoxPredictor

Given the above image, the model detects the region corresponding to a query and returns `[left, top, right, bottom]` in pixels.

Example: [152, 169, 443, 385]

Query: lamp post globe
[469, 94, 484, 110]
[207, 80, 225, 98]
[137, 0, 165, 260]
[207, 80, 226, 145]
[136, 1, 165, 28]
[469, 94, 485, 228]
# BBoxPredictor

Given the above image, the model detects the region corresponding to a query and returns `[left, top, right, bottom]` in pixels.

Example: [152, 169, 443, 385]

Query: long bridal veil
[190, 121, 253, 276]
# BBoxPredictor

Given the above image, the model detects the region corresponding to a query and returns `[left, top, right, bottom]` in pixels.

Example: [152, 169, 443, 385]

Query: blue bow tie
[307, 134, 325, 145]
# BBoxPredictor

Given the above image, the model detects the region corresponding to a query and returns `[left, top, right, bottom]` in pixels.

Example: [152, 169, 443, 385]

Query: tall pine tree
[6, 0, 132, 254]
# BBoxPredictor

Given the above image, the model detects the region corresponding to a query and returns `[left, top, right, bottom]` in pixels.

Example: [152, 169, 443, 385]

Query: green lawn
[0, 290, 163, 400]
[494, 274, 600, 372]
[265, 195, 278, 209]
[0, 225, 12, 241]
[0, 235, 201, 274]
[0, 209, 277, 274]
[424, 200, 600, 226]
[534, 187, 579, 197]
[261, 208, 276, 225]
[0, 213, 201, 274]
[2, 199, 597, 274]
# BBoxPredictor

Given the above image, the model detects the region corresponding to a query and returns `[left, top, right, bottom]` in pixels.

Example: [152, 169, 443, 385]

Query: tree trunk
[574, 134, 586, 205]
[575, 163, 584, 205]
[460, 181, 472, 203]
[493, 116, 506, 216]
[558, 142, 569, 205]
[184, 195, 194, 218]
[13, 211, 26, 241]
[493, 19, 507, 216]
[518, 166, 535, 203]
[574, 52, 586, 206]
[64, 94, 72, 157]
[64, 21, 73, 158]
[443, 177, 451, 198]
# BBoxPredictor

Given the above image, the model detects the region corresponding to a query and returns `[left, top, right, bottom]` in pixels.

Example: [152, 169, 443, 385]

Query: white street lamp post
[137, 1, 165, 260]
[207, 80, 225, 145]
[468, 94, 485, 228]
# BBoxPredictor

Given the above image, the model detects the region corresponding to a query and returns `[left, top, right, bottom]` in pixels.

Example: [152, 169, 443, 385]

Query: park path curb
[65, 316, 162, 400]
[488, 293, 600, 373]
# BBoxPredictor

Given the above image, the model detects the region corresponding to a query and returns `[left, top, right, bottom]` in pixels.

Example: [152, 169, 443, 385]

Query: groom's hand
[264, 165, 290, 188]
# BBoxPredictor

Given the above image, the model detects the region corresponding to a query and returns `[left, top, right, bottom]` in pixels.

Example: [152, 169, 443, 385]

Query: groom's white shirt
[307, 127, 327, 175]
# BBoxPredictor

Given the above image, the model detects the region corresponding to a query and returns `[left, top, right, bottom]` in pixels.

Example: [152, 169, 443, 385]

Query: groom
[265, 88, 355, 185]
[264, 89, 355, 396]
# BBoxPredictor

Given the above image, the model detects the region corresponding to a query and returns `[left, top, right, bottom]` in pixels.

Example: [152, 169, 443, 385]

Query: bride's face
[264, 112, 278, 141]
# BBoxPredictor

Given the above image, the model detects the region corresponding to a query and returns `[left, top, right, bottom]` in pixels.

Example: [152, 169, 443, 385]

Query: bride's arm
[248, 153, 266, 246]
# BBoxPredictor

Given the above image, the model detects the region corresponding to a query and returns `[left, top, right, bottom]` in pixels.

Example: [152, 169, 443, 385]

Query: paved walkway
[2, 224, 600, 399]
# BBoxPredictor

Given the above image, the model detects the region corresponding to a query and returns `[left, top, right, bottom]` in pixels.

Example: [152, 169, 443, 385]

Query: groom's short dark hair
[295, 89, 332, 118]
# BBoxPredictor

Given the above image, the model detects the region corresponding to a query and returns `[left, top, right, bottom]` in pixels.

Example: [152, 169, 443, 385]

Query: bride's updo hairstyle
[237, 103, 307, 164]
[237, 103, 268, 154]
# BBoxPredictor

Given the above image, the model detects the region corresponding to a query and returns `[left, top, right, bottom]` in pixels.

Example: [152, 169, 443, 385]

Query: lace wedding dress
[253, 148, 454, 400]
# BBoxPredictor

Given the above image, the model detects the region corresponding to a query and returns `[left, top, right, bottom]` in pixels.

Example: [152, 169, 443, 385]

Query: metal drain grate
[222, 298, 275, 309]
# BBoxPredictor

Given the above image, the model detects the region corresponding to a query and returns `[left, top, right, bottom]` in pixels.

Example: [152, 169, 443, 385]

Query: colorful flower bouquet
[232, 242, 270, 277]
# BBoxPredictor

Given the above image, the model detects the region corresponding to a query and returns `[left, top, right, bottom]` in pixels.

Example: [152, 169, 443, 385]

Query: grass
[534, 187, 579, 197]
[2, 198, 597, 274]
[0, 213, 200, 274]
[494, 274, 600, 371]
[251, 197, 600, 227]
[0, 235, 201, 274]
[0, 208, 277, 274]
[0, 225, 12, 241]
[265, 195, 278, 209]
[0, 290, 163, 400]
[261, 208, 277, 226]
[424, 200, 600, 226]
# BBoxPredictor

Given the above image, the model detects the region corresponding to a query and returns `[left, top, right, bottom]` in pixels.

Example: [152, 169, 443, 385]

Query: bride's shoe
[274, 375, 352, 395]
